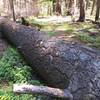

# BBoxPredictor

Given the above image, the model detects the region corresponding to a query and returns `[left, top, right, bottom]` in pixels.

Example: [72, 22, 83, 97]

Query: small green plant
[76, 33, 95, 43]
[0, 47, 42, 85]
[65, 29, 74, 33]
[0, 84, 45, 100]
[0, 92, 41, 100]
[47, 31, 56, 36]
[0, 47, 32, 83]
[93, 36, 100, 48]
[0, 47, 44, 100]
[95, 36, 100, 43]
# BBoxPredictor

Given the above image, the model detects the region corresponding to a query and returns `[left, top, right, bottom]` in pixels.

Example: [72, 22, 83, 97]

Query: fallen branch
[13, 84, 73, 100]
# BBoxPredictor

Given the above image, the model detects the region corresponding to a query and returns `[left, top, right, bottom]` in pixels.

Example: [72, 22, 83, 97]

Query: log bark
[0, 17, 100, 100]
[13, 84, 73, 99]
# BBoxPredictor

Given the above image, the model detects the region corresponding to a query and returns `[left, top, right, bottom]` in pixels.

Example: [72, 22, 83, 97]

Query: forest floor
[0, 16, 100, 100]
[29, 16, 100, 49]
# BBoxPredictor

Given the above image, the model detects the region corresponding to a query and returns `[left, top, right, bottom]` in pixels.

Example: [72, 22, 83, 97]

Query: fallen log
[0, 17, 100, 100]
[13, 84, 73, 100]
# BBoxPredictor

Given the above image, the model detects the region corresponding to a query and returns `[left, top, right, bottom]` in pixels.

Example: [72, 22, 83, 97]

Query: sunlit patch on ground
[27, 17, 100, 49]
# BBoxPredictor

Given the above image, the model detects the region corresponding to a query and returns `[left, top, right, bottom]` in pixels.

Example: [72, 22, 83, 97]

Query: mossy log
[0, 17, 100, 100]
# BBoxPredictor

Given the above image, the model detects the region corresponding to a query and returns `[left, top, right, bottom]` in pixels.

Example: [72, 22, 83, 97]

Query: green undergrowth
[75, 33, 100, 48]
[31, 20, 100, 48]
[47, 31, 56, 36]
[0, 47, 32, 83]
[0, 47, 44, 100]
[21, 17, 100, 48]
[75, 33, 95, 43]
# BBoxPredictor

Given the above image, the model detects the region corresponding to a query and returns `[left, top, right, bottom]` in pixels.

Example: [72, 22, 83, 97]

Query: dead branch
[13, 84, 73, 100]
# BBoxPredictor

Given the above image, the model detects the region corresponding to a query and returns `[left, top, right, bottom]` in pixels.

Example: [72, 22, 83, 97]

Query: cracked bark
[0, 17, 100, 100]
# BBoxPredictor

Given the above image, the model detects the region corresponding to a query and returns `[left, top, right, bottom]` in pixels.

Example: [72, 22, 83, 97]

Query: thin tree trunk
[91, 0, 96, 15]
[78, 0, 86, 22]
[0, 18, 100, 100]
[52, 0, 56, 14]
[70, 0, 77, 22]
[64, 0, 68, 9]
[9, 0, 16, 21]
[86, 0, 89, 10]
[55, 0, 61, 15]
[95, 0, 100, 21]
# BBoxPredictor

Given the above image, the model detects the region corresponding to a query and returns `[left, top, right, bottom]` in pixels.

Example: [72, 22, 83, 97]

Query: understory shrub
[0, 47, 32, 83]
[0, 47, 45, 100]
[76, 33, 95, 43]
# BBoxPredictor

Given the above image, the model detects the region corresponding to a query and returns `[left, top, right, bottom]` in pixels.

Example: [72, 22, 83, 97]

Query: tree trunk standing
[91, 0, 96, 15]
[47, 3, 52, 16]
[0, 18, 100, 100]
[9, 0, 16, 21]
[67, 0, 73, 15]
[78, 0, 86, 22]
[95, 0, 100, 21]
[64, 0, 69, 15]
[70, 0, 77, 22]
[85, 0, 89, 10]
[55, 0, 61, 15]
[52, 0, 56, 14]
[64, 0, 68, 9]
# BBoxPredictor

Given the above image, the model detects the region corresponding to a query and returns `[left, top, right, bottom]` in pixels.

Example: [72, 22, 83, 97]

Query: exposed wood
[13, 84, 73, 99]
[0, 17, 100, 100]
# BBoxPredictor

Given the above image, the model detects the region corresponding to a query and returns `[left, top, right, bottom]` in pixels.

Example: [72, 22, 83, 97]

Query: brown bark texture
[91, 0, 96, 15]
[79, 0, 86, 22]
[95, 0, 100, 21]
[55, 0, 61, 15]
[9, 0, 16, 21]
[0, 17, 100, 100]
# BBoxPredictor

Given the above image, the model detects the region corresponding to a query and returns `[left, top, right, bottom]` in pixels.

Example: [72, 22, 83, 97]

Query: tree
[91, 0, 96, 15]
[85, 0, 89, 10]
[52, 0, 56, 14]
[9, 0, 16, 21]
[0, 18, 100, 100]
[69, 0, 77, 21]
[55, 0, 61, 15]
[78, 0, 86, 22]
[95, 0, 100, 21]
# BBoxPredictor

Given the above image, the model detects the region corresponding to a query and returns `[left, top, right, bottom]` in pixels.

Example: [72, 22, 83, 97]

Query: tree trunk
[85, 0, 89, 10]
[9, 0, 16, 21]
[95, 0, 100, 21]
[78, 0, 86, 22]
[52, 0, 56, 14]
[0, 18, 100, 100]
[55, 0, 61, 15]
[70, 0, 77, 22]
[91, 0, 96, 15]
